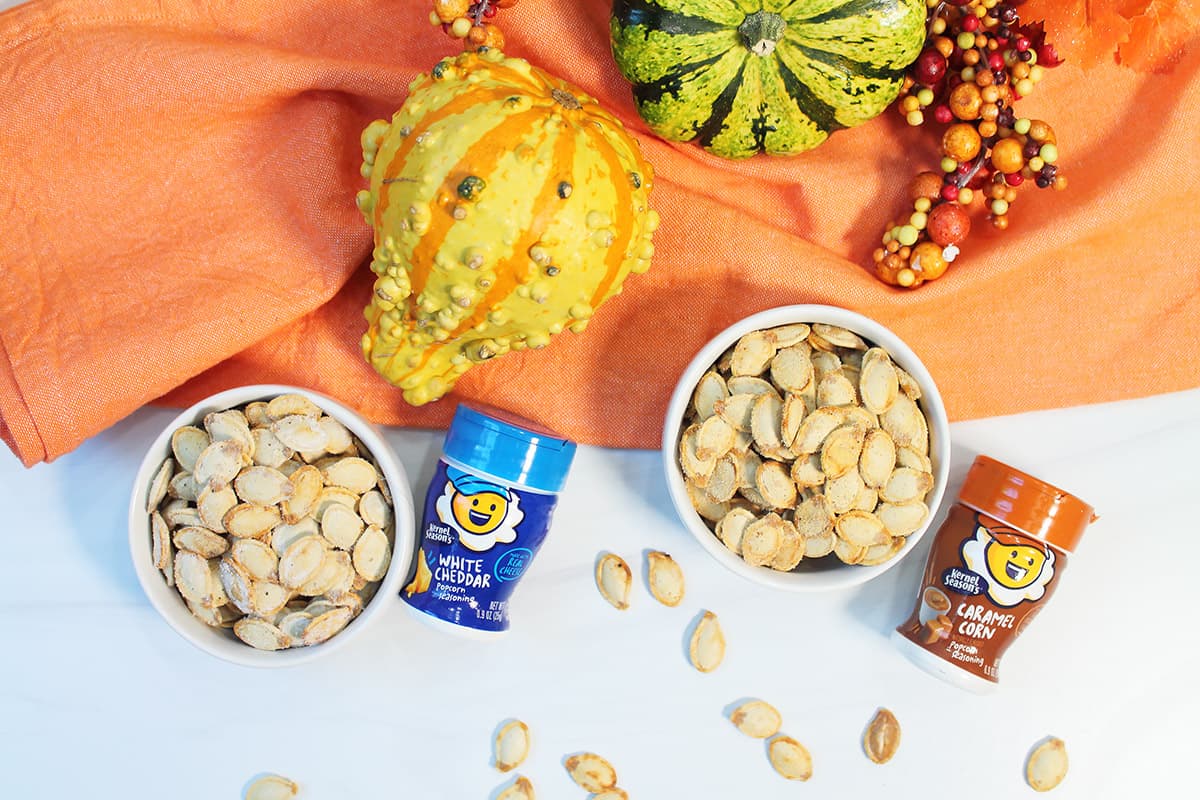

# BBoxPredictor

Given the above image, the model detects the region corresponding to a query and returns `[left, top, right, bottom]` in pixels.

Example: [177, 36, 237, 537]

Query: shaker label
[897, 505, 1067, 683]
[403, 462, 557, 632]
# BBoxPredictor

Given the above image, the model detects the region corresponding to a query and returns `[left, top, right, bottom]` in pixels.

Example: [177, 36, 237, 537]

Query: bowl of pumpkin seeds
[662, 305, 950, 592]
[129, 385, 415, 666]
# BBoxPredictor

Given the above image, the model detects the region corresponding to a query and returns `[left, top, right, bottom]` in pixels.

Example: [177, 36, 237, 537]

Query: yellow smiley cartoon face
[985, 540, 1049, 590]
[451, 490, 508, 535]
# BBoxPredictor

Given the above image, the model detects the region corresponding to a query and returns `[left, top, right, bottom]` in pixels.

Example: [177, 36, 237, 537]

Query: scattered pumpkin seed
[494, 720, 531, 772]
[596, 553, 632, 610]
[243, 773, 298, 800]
[863, 708, 901, 764]
[688, 610, 725, 673]
[730, 700, 783, 739]
[646, 551, 685, 607]
[496, 776, 536, 800]
[1026, 737, 1068, 792]
[564, 752, 617, 792]
[768, 735, 813, 781]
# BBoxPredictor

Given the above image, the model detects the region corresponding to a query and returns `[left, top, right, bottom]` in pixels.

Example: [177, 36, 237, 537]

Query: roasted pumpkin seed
[170, 426, 210, 473]
[321, 503, 366, 551]
[270, 414, 328, 452]
[351, 525, 391, 581]
[646, 551, 685, 607]
[692, 370, 728, 421]
[197, 484, 238, 533]
[877, 501, 929, 537]
[756, 460, 797, 509]
[494, 720, 531, 772]
[234, 617, 290, 651]
[768, 735, 813, 781]
[1026, 737, 1068, 792]
[193, 439, 245, 490]
[497, 776, 536, 800]
[730, 700, 782, 739]
[173, 526, 229, 559]
[688, 610, 725, 673]
[596, 553, 632, 610]
[243, 774, 298, 800]
[565, 753, 617, 793]
[716, 507, 756, 555]
[880, 467, 934, 504]
[301, 606, 353, 645]
[730, 330, 775, 376]
[863, 708, 901, 764]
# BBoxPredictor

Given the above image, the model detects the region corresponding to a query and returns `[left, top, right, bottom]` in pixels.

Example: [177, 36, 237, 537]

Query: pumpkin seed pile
[679, 323, 935, 569]
[146, 394, 395, 651]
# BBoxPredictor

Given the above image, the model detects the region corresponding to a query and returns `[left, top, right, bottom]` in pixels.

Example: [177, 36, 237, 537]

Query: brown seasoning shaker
[893, 456, 1095, 691]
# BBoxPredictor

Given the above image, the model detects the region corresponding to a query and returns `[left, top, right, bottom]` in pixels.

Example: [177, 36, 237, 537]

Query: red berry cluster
[872, 0, 1066, 289]
[429, 0, 516, 51]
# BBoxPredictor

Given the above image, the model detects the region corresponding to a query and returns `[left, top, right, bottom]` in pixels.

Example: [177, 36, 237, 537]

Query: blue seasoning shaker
[402, 404, 576, 637]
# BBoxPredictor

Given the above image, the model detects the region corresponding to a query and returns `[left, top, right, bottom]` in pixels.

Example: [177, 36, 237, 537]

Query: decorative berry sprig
[429, 0, 515, 51]
[872, 0, 1066, 289]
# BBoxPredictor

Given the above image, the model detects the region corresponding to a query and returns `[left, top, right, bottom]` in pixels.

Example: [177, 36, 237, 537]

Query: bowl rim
[128, 383, 416, 667]
[661, 305, 951, 592]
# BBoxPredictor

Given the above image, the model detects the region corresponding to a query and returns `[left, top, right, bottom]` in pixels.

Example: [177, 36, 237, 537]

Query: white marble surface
[1, 386, 1197, 799]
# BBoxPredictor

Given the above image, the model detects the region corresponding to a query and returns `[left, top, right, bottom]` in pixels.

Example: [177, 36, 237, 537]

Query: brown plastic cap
[958, 455, 1096, 553]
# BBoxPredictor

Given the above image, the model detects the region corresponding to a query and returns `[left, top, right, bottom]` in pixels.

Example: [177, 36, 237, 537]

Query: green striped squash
[610, 0, 926, 159]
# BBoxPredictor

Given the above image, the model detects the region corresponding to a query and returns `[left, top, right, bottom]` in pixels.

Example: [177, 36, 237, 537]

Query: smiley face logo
[961, 521, 1056, 607]
[436, 467, 524, 552]
[985, 539, 1049, 590]
[451, 490, 508, 535]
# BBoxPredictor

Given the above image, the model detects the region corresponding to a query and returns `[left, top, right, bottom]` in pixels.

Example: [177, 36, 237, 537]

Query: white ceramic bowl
[662, 305, 951, 592]
[129, 384, 415, 667]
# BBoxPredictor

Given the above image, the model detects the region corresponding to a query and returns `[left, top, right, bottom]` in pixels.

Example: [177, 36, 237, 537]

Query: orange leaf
[1020, 0, 1134, 68]
[1118, 0, 1200, 72]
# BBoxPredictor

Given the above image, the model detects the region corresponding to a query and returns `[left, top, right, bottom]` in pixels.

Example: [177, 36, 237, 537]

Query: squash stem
[739, 11, 787, 57]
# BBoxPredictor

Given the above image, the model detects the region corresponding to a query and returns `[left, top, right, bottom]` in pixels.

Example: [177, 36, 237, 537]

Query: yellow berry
[434, 0, 471, 24]
[958, 187, 974, 205]
[914, 197, 932, 213]
[906, 110, 924, 126]
[910, 211, 928, 230]
[450, 17, 472, 37]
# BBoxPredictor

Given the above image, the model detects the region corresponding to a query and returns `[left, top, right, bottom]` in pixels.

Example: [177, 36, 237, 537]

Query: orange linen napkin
[2, 0, 1199, 467]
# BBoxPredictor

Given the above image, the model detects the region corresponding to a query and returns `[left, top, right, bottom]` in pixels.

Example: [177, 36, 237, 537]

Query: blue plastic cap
[443, 404, 577, 493]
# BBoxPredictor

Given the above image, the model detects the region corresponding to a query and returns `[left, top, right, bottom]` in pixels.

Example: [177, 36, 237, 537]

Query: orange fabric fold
[2, 0, 1199, 467]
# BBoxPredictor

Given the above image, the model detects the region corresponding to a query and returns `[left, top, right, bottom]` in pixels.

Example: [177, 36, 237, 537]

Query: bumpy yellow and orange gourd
[356, 48, 658, 405]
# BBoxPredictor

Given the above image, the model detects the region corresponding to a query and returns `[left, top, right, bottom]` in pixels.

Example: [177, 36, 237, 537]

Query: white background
[1, 1, 1195, 797]
[2, 386, 1197, 799]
